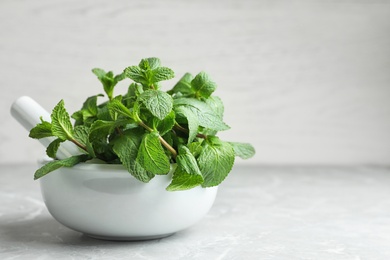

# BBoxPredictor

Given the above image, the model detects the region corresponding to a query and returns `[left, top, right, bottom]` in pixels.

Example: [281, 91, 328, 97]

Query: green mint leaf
[174, 106, 199, 144]
[204, 96, 224, 118]
[168, 73, 194, 95]
[198, 137, 235, 187]
[123, 83, 142, 106]
[114, 72, 126, 82]
[72, 94, 103, 126]
[81, 95, 101, 116]
[96, 106, 112, 121]
[74, 125, 95, 157]
[125, 58, 174, 87]
[136, 132, 170, 175]
[34, 154, 91, 180]
[153, 110, 175, 136]
[151, 67, 175, 83]
[91, 68, 106, 78]
[139, 57, 161, 70]
[138, 58, 174, 83]
[229, 142, 256, 159]
[92, 68, 117, 99]
[124, 66, 146, 85]
[70, 110, 83, 126]
[29, 118, 53, 139]
[139, 90, 173, 120]
[51, 100, 74, 141]
[112, 129, 154, 183]
[177, 146, 203, 176]
[191, 71, 217, 98]
[174, 98, 229, 131]
[188, 141, 203, 158]
[166, 164, 204, 191]
[107, 98, 133, 120]
[46, 138, 64, 159]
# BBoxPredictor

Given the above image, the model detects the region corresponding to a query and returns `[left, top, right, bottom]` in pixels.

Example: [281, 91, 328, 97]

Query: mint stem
[138, 121, 177, 159]
[70, 138, 88, 152]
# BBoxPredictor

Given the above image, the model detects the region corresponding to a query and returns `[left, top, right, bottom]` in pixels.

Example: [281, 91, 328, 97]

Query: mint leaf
[74, 125, 89, 145]
[96, 106, 112, 121]
[92, 69, 121, 100]
[174, 106, 199, 144]
[153, 110, 175, 136]
[151, 67, 175, 83]
[74, 125, 95, 157]
[139, 57, 161, 70]
[188, 141, 203, 158]
[91, 68, 106, 78]
[139, 90, 173, 120]
[46, 138, 64, 159]
[204, 96, 224, 118]
[174, 98, 229, 131]
[136, 132, 170, 175]
[81, 95, 101, 116]
[125, 58, 174, 87]
[166, 165, 203, 191]
[229, 142, 256, 159]
[34, 154, 91, 180]
[124, 66, 146, 85]
[191, 71, 217, 98]
[177, 146, 203, 176]
[51, 100, 74, 141]
[198, 137, 235, 187]
[29, 118, 53, 139]
[107, 98, 133, 119]
[112, 129, 154, 183]
[168, 73, 194, 95]
[123, 83, 142, 106]
[114, 72, 126, 82]
[72, 94, 103, 126]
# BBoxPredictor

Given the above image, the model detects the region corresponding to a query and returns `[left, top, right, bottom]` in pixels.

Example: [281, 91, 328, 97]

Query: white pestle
[10, 96, 82, 159]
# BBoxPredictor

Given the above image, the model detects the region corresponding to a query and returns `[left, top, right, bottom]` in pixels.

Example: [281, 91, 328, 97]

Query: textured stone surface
[1, 164, 390, 259]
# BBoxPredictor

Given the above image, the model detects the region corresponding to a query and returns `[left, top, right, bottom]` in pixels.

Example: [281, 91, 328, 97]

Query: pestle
[10, 96, 82, 159]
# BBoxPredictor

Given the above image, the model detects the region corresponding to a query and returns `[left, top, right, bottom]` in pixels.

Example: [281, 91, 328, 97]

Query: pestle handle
[10, 96, 81, 159]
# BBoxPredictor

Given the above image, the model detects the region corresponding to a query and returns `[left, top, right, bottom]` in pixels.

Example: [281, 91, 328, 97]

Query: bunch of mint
[29, 57, 255, 191]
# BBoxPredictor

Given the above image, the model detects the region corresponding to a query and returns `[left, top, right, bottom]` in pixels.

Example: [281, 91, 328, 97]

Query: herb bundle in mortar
[29, 57, 255, 191]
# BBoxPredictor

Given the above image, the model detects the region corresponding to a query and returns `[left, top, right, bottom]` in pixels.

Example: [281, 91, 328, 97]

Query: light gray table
[1, 164, 390, 260]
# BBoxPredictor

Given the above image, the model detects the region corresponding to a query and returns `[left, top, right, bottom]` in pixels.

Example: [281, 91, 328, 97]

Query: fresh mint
[197, 137, 235, 187]
[29, 118, 53, 139]
[139, 90, 173, 120]
[136, 132, 171, 175]
[51, 100, 75, 141]
[124, 57, 174, 88]
[72, 94, 102, 126]
[46, 138, 63, 159]
[173, 98, 230, 131]
[229, 142, 256, 159]
[112, 129, 154, 182]
[191, 71, 217, 98]
[34, 154, 91, 180]
[29, 57, 256, 191]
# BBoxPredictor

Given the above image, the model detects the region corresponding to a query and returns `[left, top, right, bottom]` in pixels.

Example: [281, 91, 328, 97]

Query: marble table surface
[1, 164, 390, 260]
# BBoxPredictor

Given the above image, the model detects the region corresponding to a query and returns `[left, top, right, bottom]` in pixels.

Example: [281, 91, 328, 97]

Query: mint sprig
[29, 57, 256, 191]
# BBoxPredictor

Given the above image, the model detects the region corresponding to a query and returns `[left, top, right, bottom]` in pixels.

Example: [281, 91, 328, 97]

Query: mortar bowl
[38, 160, 218, 240]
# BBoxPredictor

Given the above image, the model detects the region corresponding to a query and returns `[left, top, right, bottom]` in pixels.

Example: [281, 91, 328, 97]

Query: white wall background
[1, 0, 390, 165]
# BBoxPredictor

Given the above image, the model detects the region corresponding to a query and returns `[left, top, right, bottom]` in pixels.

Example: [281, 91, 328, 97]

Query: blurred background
[1, 0, 390, 165]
